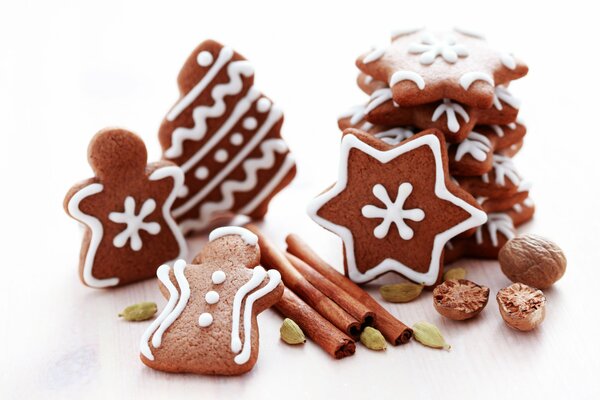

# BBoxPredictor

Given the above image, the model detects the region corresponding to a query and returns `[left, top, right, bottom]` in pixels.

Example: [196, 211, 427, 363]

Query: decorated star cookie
[158, 40, 296, 235]
[363, 85, 520, 142]
[356, 28, 528, 108]
[140, 227, 283, 375]
[456, 154, 523, 198]
[64, 128, 187, 288]
[308, 128, 487, 285]
[444, 198, 534, 263]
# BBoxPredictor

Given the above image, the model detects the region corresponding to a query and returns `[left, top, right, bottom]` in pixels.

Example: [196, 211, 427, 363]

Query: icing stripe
[238, 154, 296, 216]
[197, 139, 289, 221]
[172, 105, 283, 218]
[231, 267, 267, 353]
[149, 166, 188, 261]
[165, 59, 255, 158]
[390, 70, 425, 90]
[67, 183, 120, 288]
[459, 71, 494, 90]
[179, 88, 261, 172]
[209, 226, 258, 246]
[365, 89, 393, 114]
[234, 270, 281, 365]
[166, 47, 234, 122]
[139, 264, 180, 361]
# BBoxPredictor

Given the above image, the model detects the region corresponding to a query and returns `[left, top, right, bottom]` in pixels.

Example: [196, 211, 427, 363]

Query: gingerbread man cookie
[158, 40, 296, 234]
[140, 227, 283, 375]
[64, 128, 187, 288]
[362, 85, 520, 142]
[308, 128, 487, 285]
[356, 28, 528, 108]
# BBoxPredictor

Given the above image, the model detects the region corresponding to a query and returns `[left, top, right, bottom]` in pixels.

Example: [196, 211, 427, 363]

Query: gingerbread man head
[64, 128, 187, 288]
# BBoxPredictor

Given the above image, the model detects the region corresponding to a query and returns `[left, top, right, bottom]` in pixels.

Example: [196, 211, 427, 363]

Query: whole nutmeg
[433, 279, 490, 321]
[498, 234, 566, 289]
[497, 283, 546, 331]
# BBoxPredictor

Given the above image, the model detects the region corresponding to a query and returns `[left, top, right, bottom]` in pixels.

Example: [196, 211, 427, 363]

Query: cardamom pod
[443, 267, 467, 281]
[412, 321, 451, 351]
[360, 326, 387, 351]
[380, 283, 424, 303]
[280, 318, 306, 345]
[118, 301, 157, 321]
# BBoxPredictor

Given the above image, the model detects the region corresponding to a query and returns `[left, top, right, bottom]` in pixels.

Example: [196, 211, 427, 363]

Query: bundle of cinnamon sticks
[245, 225, 413, 359]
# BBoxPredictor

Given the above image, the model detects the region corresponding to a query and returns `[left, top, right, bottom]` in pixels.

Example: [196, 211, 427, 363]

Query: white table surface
[2, 1, 599, 398]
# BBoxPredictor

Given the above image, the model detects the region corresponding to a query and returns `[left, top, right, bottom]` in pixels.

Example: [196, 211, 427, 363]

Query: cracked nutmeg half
[307, 128, 487, 286]
[496, 283, 546, 331]
[433, 279, 490, 320]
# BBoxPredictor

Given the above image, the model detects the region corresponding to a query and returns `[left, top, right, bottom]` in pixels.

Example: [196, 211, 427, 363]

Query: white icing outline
[459, 71, 494, 90]
[363, 47, 386, 64]
[208, 226, 258, 246]
[493, 86, 521, 110]
[307, 133, 487, 285]
[230, 267, 267, 353]
[391, 26, 424, 41]
[390, 70, 425, 90]
[67, 183, 119, 288]
[233, 269, 281, 365]
[365, 88, 393, 114]
[453, 27, 486, 40]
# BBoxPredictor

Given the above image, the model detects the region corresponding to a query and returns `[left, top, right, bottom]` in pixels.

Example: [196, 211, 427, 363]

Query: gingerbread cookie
[445, 197, 534, 263]
[158, 40, 296, 234]
[356, 29, 528, 108]
[338, 104, 415, 144]
[64, 128, 187, 288]
[456, 154, 523, 198]
[308, 128, 487, 285]
[140, 227, 283, 375]
[362, 85, 520, 142]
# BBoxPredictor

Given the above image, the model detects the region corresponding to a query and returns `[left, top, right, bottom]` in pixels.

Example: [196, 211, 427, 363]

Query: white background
[1, 0, 599, 399]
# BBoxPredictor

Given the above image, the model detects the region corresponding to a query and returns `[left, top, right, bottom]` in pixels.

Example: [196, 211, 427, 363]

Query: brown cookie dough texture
[159, 40, 296, 235]
[64, 128, 187, 288]
[140, 227, 284, 375]
[308, 129, 487, 286]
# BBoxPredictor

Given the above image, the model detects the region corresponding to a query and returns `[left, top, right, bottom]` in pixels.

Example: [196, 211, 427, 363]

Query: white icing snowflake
[475, 213, 515, 247]
[455, 131, 491, 162]
[482, 155, 521, 186]
[431, 99, 470, 133]
[109, 197, 161, 251]
[361, 183, 425, 240]
[492, 86, 521, 110]
[408, 33, 469, 65]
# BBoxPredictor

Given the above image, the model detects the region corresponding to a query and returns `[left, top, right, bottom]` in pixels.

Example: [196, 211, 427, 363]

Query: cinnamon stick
[286, 253, 375, 328]
[275, 289, 355, 359]
[245, 224, 361, 339]
[286, 234, 413, 345]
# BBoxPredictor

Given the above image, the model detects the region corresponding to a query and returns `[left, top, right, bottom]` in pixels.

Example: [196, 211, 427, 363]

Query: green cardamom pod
[360, 326, 387, 351]
[412, 321, 451, 351]
[118, 302, 157, 321]
[443, 267, 467, 282]
[380, 283, 424, 303]
[280, 318, 306, 345]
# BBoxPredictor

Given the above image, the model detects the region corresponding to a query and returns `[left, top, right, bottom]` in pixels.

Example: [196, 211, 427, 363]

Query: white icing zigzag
[165, 60, 255, 159]
[197, 139, 289, 222]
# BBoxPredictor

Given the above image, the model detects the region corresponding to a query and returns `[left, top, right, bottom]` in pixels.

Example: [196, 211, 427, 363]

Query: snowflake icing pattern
[408, 33, 469, 65]
[431, 99, 470, 133]
[109, 197, 161, 251]
[361, 183, 425, 240]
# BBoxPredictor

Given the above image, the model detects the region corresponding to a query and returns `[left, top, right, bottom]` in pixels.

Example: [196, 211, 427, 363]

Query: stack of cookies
[337, 28, 534, 264]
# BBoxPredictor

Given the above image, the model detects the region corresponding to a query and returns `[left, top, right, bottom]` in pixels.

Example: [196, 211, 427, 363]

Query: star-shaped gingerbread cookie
[356, 28, 528, 108]
[308, 128, 487, 285]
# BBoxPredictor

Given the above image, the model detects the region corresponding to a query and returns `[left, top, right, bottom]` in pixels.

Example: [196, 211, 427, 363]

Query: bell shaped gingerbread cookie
[159, 40, 296, 235]
[308, 128, 487, 286]
[140, 227, 283, 375]
[64, 128, 187, 288]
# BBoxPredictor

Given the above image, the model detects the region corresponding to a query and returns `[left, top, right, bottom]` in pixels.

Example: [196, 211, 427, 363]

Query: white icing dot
[178, 185, 189, 198]
[230, 133, 244, 146]
[205, 291, 220, 304]
[198, 313, 213, 327]
[214, 149, 229, 163]
[195, 166, 209, 180]
[243, 117, 258, 130]
[256, 98, 272, 113]
[212, 270, 226, 284]
[197, 51, 214, 67]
